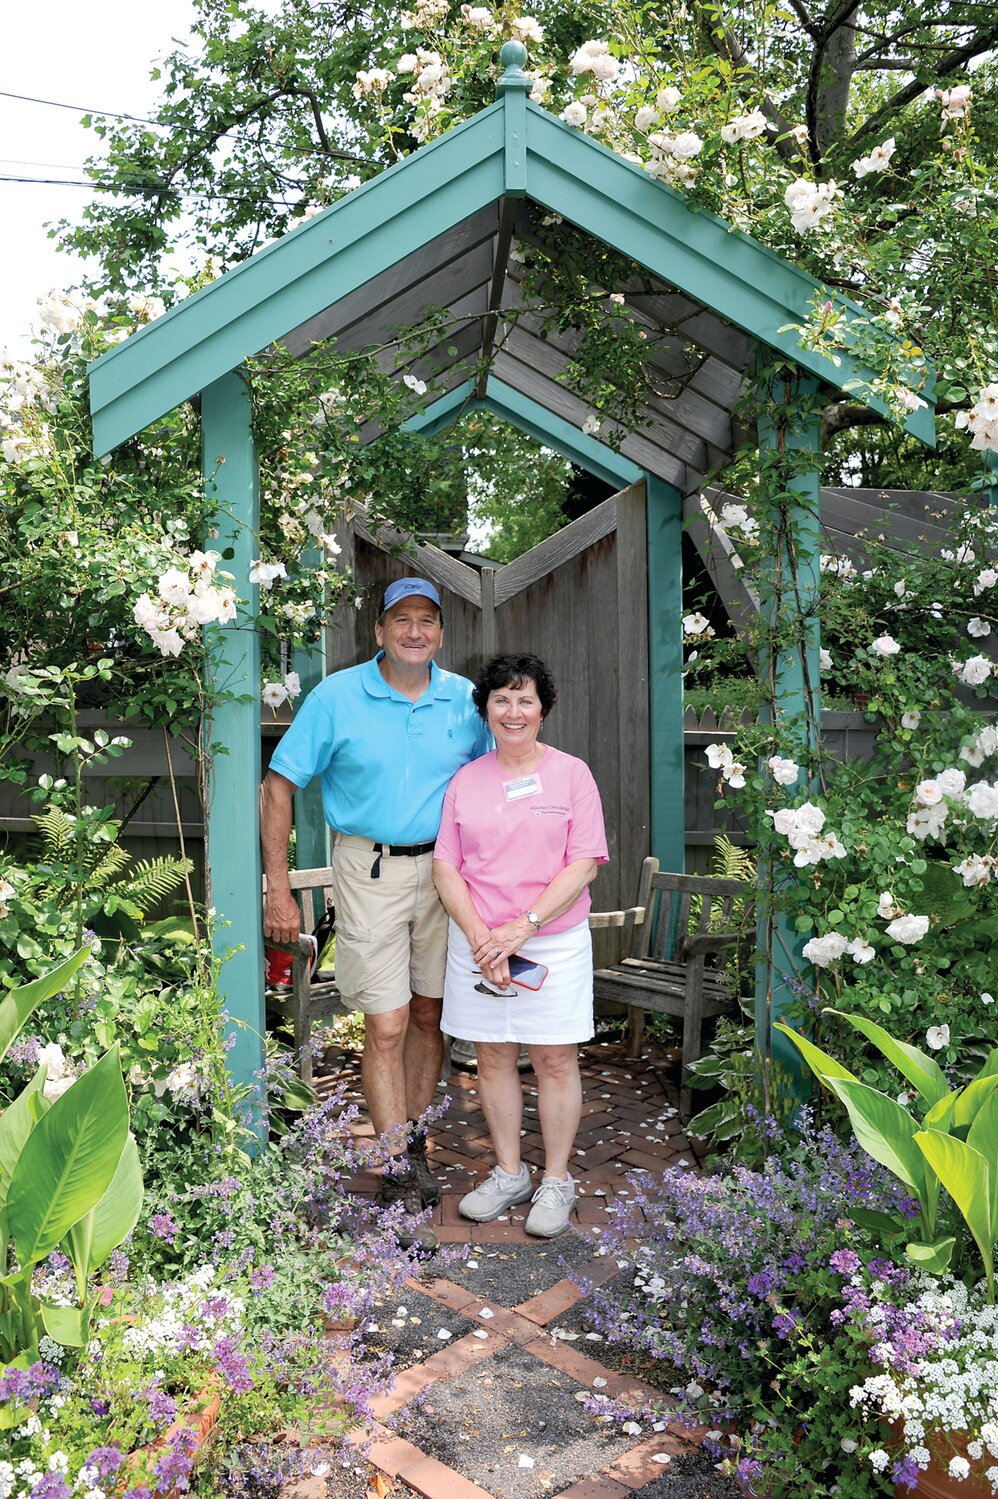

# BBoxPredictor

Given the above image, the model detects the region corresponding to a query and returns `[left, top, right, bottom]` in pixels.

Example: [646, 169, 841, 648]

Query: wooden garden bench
[589, 857, 754, 1119]
[262, 866, 346, 1087]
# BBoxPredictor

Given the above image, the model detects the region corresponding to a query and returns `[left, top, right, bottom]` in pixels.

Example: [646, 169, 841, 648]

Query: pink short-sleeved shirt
[434, 745, 609, 933]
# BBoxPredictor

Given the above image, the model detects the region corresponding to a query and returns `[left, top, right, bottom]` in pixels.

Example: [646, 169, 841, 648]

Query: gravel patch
[446, 1234, 600, 1308]
[392, 1341, 635, 1497]
[357, 1286, 476, 1372]
[629, 1445, 742, 1498]
[546, 1264, 676, 1391]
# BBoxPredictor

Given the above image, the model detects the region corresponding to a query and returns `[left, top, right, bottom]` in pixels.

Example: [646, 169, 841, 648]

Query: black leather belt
[370, 840, 435, 878]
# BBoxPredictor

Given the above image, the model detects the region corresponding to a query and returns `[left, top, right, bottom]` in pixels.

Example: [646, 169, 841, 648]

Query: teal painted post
[202, 372, 267, 1142]
[753, 368, 822, 1101]
[497, 41, 532, 198]
[646, 475, 685, 875]
[290, 546, 328, 872]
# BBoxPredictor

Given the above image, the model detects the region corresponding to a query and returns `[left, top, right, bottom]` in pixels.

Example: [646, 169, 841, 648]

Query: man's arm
[260, 770, 303, 944]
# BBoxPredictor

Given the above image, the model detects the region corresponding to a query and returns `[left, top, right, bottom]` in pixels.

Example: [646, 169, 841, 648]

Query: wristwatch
[525, 910, 542, 932]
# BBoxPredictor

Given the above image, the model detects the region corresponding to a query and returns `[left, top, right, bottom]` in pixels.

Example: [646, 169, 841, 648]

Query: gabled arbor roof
[89, 45, 934, 469]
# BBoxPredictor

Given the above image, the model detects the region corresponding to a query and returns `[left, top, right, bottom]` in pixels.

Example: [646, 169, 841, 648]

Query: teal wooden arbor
[88, 42, 934, 1128]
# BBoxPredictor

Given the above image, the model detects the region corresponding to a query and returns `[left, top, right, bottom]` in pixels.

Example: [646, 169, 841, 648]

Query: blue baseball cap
[380, 576, 442, 614]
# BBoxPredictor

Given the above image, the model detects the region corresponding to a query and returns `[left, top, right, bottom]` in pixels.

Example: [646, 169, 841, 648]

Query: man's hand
[263, 887, 302, 946]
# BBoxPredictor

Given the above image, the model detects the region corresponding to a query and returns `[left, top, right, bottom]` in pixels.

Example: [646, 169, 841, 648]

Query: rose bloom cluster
[801, 894, 930, 970]
[133, 550, 238, 657]
[905, 754, 998, 887]
[955, 385, 998, 454]
[765, 799, 847, 869]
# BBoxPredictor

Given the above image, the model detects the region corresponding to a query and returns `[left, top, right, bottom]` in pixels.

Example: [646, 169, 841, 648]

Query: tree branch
[845, 25, 998, 149]
[690, 0, 801, 163]
[806, 0, 863, 161]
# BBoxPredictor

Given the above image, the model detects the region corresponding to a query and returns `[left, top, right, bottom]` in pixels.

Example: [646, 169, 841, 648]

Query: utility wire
[0, 173, 301, 205]
[0, 90, 167, 127]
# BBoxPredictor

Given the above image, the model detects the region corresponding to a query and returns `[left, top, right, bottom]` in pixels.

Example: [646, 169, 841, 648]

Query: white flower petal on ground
[518, 1454, 536, 1468]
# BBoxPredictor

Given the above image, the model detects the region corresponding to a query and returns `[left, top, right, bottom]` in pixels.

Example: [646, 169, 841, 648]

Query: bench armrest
[588, 905, 646, 930]
[680, 931, 745, 958]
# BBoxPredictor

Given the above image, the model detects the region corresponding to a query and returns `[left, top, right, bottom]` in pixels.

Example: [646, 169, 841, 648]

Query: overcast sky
[1, 0, 197, 354]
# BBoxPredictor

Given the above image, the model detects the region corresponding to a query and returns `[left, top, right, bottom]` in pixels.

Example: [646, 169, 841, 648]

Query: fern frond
[32, 806, 77, 863]
[712, 834, 756, 884]
[112, 857, 190, 916]
[87, 846, 132, 890]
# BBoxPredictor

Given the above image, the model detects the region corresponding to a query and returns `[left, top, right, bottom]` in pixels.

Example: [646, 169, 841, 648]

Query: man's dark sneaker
[407, 1129, 440, 1207]
[378, 1166, 439, 1254]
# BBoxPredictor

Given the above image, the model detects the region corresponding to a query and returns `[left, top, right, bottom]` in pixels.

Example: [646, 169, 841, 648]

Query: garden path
[282, 1042, 741, 1499]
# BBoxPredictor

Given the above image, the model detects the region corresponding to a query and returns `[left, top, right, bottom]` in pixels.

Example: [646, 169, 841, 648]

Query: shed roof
[89, 49, 934, 466]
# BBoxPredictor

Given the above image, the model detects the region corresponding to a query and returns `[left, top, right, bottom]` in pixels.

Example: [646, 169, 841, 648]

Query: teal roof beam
[89, 107, 506, 456]
[405, 377, 644, 491]
[522, 106, 935, 448]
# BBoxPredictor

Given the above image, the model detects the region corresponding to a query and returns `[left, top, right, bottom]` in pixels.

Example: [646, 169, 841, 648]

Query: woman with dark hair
[432, 653, 608, 1237]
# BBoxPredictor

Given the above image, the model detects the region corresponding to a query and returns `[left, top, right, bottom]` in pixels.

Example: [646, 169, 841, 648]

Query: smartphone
[507, 955, 548, 989]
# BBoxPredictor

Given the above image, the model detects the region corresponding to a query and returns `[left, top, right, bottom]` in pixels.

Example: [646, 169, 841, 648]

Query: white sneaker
[459, 1164, 533, 1222]
[524, 1174, 575, 1237]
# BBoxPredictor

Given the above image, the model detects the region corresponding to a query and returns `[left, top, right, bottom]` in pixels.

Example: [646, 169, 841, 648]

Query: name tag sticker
[504, 774, 543, 802]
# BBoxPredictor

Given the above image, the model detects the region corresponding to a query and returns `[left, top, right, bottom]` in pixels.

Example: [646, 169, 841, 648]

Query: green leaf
[74, 1133, 144, 1276]
[824, 1009, 950, 1107]
[915, 1130, 993, 1295]
[952, 1075, 998, 1133]
[6, 1048, 128, 1265]
[905, 1237, 956, 1273]
[848, 1206, 907, 1238]
[829, 1078, 929, 1203]
[0, 949, 89, 1064]
[0, 1063, 49, 1203]
[40, 1300, 91, 1347]
[774, 1021, 858, 1088]
[966, 1089, 998, 1241]
[974, 1050, 998, 1082]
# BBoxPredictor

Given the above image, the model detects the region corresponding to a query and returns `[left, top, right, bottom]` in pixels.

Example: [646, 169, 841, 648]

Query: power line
[0, 173, 300, 206]
[0, 90, 166, 127]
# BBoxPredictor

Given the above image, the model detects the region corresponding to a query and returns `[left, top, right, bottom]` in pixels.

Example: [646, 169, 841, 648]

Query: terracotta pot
[893, 1432, 994, 1499]
[119, 1380, 221, 1498]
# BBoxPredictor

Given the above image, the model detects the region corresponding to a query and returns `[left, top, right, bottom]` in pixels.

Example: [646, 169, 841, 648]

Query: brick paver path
[287, 1040, 713, 1499]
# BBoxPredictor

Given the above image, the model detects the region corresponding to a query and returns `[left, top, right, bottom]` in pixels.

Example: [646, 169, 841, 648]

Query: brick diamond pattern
[281, 1043, 717, 1499]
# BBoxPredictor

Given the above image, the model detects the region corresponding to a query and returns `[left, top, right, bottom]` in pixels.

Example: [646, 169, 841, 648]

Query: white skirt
[441, 919, 594, 1045]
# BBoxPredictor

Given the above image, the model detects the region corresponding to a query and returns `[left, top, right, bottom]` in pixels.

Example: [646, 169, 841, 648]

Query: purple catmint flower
[29, 1477, 72, 1499]
[829, 1248, 861, 1274]
[250, 1265, 275, 1293]
[149, 1212, 179, 1244]
[141, 1381, 178, 1426]
[213, 1335, 254, 1393]
[87, 1446, 125, 1478]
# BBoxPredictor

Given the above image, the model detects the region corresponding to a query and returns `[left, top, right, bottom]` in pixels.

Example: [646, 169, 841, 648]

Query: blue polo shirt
[268, 655, 490, 845]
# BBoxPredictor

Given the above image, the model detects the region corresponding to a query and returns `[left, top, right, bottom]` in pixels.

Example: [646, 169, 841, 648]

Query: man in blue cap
[261, 578, 489, 1251]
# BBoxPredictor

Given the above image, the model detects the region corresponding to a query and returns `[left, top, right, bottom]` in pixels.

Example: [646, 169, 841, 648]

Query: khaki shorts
[329, 834, 447, 1015]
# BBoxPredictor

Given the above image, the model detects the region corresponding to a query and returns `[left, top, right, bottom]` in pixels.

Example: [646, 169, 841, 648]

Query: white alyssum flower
[870, 634, 901, 656]
[926, 1023, 950, 1050]
[885, 914, 930, 944]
